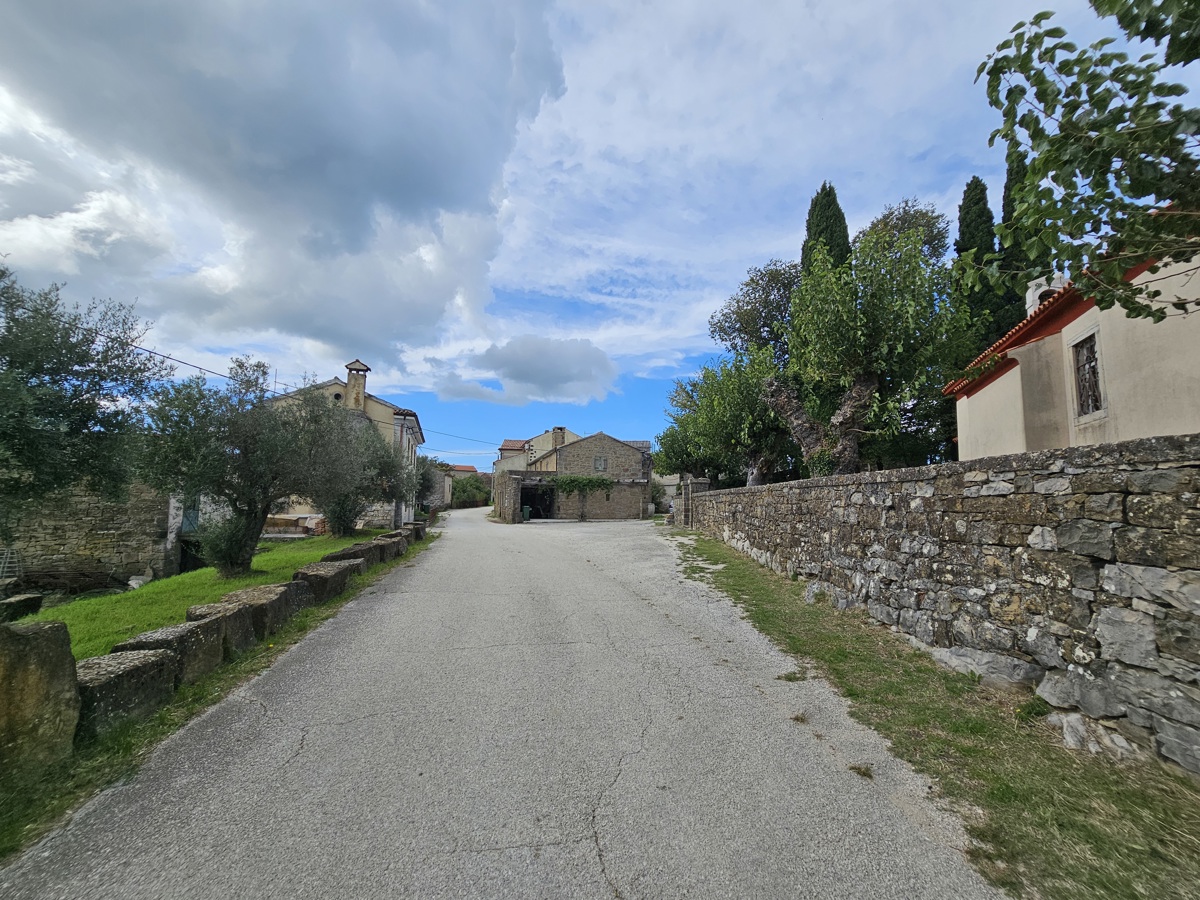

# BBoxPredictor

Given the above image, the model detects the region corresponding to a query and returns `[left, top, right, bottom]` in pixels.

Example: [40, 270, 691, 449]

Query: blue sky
[0, 1, 1189, 467]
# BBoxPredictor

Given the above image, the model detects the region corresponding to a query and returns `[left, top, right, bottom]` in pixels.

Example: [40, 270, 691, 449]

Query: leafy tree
[0, 267, 171, 541]
[708, 260, 803, 366]
[451, 473, 490, 506]
[978, 7, 1200, 319]
[658, 352, 798, 486]
[765, 205, 976, 475]
[292, 390, 395, 536]
[800, 182, 851, 272]
[1092, 0, 1200, 65]
[413, 455, 441, 508]
[142, 358, 379, 575]
[953, 176, 1021, 351]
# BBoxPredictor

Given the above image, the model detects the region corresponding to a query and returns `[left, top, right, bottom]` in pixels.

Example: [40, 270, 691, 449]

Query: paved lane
[2, 508, 1002, 899]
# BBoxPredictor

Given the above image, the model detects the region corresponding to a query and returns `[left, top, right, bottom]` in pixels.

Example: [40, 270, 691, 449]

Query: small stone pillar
[679, 475, 711, 529]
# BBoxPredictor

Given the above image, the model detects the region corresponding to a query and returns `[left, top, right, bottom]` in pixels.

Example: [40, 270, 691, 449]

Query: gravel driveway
[2, 507, 1003, 899]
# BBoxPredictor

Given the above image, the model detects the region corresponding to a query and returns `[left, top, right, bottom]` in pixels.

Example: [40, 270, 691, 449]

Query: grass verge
[0, 532, 438, 863]
[678, 532, 1200, 900]
[23, 532, 389, 660]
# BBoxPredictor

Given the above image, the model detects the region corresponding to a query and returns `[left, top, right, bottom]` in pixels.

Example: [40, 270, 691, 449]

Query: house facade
[946, 263, 1200, 460]
[493, 431, 654, 523]
[276, 360, 425, 527]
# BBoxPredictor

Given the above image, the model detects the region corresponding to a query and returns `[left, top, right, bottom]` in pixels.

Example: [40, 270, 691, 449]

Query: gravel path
[2, 508, 1003, 899]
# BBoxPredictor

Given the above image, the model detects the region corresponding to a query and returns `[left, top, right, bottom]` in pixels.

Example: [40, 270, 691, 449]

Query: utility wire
[2, 292, 502, 451]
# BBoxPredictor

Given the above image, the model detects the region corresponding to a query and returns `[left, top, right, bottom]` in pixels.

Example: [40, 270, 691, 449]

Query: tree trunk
[224, 506, 270, 577]
[763, 374, 878, 477]
[745, 454, 774, 487]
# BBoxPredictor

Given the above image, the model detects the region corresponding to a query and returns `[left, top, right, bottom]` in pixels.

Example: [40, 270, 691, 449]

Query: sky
[0, 0, 1182, 468]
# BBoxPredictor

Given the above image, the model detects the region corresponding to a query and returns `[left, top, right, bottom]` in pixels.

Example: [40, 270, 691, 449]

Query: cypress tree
[954, 176, 996, 259]
[800, 182, 851, 271]
[989, 153, 1045, 344]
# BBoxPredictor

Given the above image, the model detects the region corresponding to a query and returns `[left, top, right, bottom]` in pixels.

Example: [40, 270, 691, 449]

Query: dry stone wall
[12, 483, 177, 591]
[691, 434, 1200, 773]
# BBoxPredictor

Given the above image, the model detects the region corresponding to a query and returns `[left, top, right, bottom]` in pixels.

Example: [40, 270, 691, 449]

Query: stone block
[1109, 664, 1200, 727]
[293, 559, 364, 603]
[1154, 715, 1200, 774]
[371, 535, 406, 562]
[0, 622, 80, 781]
[1126, 468, 1195, 493]
[75, 650, 176, 741]
[1157, 612, 1200, 665]
[1113, 526, 1169, 567]
[186, 602, 257, 657]
[321, 541, 383, 569]
[112, 618, 224, 686]
[1126, 493, 1190, 529]
[409, 522, 427, 540]
[1096, 607, 1159, 668]
[1102, 563, 1200, 615]
[1055, 520, 1115, 560]
[951, 615, 1014, 652]
[1021, 625, 1066, 668]
[0, 594, 43, 623]
[219, 585, 296, 643]
[1036, 668, 1124, 719]
[917, 640, 1044, 685]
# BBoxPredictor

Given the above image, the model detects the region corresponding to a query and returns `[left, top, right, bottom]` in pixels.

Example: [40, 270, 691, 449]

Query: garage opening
[520, 483, 556, 519]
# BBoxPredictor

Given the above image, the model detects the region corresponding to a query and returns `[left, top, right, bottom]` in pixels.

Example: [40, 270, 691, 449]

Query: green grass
[23, 532, 387, 660]
[678, 533, 1200, 900]
[1, 531, 438, 862]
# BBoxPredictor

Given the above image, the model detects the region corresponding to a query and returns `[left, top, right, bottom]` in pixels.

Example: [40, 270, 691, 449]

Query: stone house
[945, 262, 1200, 460]
[273, 360, 425, 527]
[493, 427, 582, 477]
[493, 432, 654, 523]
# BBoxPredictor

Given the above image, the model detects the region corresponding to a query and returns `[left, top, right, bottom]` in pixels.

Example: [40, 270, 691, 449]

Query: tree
[451, 473, 490, 506]
[953, 176, 1021, 350]
[800, 182, 851, 273]
[141, 358, 366, 576]
[978, 7, 1200, 319]
[0, 267, 171, 541]
[657, 352, 798, 487]
[413, 455, 440, 508]
[707, 260, 803, 366]
[292, 390, 394, 537]
[765, 205, 976, 475]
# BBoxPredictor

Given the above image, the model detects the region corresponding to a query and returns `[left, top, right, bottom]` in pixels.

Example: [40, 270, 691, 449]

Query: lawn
[23, 532, 384, 660]
[677, 532, 1200, 900]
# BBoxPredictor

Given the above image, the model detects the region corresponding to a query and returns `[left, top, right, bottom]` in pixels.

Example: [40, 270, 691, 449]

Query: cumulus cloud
[0, 0, 563, 374]
[438, 334, 617, 404]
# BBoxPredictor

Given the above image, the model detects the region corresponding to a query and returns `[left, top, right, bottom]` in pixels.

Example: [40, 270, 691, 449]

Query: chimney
[1025, 274, 1067, 317]
[552, 426, 566, 449]
[345, 359, 370, 411]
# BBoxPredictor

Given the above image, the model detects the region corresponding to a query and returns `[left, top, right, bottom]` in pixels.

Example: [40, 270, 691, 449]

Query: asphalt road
[2, 508, 1003, 899]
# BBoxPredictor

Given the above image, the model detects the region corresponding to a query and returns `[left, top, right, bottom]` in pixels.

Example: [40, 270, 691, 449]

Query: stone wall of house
[557, 437, 650, 481]
[554, 482, 650, 521]
[691, 433, 1200, 774]
[12, 484, 178, 592]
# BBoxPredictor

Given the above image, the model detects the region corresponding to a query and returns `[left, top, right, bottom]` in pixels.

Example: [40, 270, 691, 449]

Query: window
[1073, 334, 1102, 416]
[593, 456, 608, 472]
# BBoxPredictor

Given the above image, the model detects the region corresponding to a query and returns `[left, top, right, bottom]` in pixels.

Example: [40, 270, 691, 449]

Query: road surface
[2, 507, 1002, 899]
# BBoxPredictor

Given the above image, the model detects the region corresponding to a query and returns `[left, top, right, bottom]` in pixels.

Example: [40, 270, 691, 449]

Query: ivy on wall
[549, 475, 614, 498]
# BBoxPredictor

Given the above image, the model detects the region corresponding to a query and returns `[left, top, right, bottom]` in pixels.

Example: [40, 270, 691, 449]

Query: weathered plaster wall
[691, 434, 1200, 773]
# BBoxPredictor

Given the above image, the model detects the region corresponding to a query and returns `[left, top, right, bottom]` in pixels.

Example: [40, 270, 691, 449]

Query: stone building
[493, 432, 653, 523]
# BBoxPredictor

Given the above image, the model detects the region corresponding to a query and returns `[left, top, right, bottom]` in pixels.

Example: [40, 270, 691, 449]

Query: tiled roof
[623, 440, 653, 451]
[499, 438, 527, 451]
[943, 282, 1085, 398]
[450, 464, 478, 473]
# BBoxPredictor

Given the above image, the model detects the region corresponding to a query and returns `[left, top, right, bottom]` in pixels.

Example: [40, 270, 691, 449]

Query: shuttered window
[1073, 335, 1102, 416]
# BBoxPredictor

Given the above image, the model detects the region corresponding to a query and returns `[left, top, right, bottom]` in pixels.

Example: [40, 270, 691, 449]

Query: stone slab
[186, 602, 257, 657]
[293, 560, 363, 603]
[0, 622, 80, 781]
[112, 619, 224, 686]
[216, 584, 297, 641]
[75, 650, 176, 741]
[321, 541, 383, 569]
[0, 594, 43, 623]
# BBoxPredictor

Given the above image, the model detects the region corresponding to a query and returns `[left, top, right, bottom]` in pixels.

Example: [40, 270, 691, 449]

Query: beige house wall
[957, 367, 1027, 461]
[958, 263, 1200, 460]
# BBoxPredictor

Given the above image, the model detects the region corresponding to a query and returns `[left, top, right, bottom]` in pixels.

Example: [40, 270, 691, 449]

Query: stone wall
[12, 483, 178, 592]
[554, 482, 650, 521]
[691, 434, 1200, 774]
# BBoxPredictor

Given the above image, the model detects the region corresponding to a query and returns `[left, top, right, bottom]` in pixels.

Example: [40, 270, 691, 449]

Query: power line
[3, 290, 502, 449]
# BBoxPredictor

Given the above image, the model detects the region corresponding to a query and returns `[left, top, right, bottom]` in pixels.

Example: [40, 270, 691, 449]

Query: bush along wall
[691, 433, 1200, 775]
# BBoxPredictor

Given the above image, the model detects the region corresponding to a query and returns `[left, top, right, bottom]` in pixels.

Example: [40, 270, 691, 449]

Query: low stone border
[1, 528, 429, 776]
[0, 594, 43, 624]
[75, 650, 177, 741]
